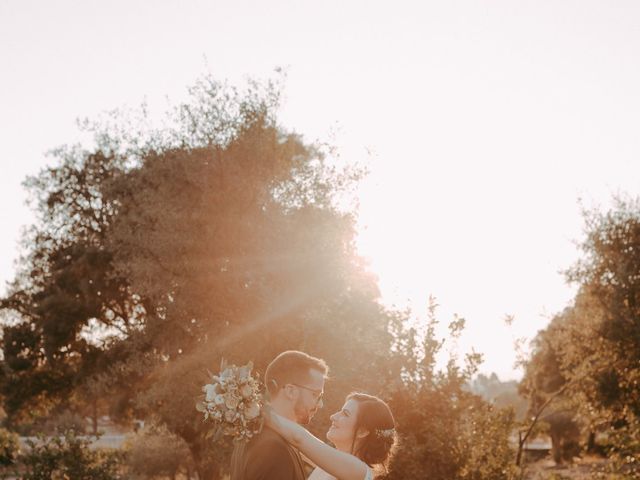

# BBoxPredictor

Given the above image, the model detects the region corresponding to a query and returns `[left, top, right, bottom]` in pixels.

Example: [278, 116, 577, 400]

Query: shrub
[0, 428, 19, 467]
[125, 425, 191, 479]
[20, 430, 123, 480]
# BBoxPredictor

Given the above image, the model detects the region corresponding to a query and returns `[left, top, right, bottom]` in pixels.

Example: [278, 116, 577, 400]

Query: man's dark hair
[264, 350, 328, 395]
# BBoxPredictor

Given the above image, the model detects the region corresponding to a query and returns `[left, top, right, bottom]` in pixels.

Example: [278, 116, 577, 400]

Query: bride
[265, 392, 397, 480]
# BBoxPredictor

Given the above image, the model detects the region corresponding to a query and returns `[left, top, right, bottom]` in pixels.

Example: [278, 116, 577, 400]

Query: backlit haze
[3, 0, 640, 380]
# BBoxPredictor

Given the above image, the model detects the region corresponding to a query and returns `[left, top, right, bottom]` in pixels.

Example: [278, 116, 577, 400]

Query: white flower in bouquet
[225, 409, 237, 422]
[203, 384, 217, 402]
[245, 402, 261, 420]
[224, 393, 241, 410]
[196, 360, 264, 442]
[240, 384, 254, 398]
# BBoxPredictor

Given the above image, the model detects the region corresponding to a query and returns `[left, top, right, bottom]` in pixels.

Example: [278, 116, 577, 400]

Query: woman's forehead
[341, 398, 360, 414]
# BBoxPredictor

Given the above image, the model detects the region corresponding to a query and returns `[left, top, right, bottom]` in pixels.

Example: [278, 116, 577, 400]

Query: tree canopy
[1, 73, 517, 480]
[521, 198, 640, 473]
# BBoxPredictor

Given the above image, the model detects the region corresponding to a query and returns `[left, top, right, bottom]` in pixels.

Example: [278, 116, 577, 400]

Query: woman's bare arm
[264, 409, 369, 480]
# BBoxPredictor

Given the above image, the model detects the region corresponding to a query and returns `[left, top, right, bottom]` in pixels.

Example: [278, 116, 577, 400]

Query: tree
[1, 74, 399, 479]
[0, 427, 19, 468]
[385, 301, 517, 480]
[0, 148, 136, 426]
[521, 197, 640, 474]
[1, 72, 519, 480]
[545, 410, 581, 464]
[564, 199, 640, 420]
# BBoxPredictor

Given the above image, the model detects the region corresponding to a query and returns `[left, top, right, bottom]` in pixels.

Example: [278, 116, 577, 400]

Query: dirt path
[524, 455, 616, 479]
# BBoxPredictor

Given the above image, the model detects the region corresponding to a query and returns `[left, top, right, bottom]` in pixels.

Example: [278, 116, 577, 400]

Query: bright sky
[2, 0, 640, 380]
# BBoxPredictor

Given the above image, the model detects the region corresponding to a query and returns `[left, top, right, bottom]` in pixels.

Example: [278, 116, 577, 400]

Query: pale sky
[2, 0, 640, 380]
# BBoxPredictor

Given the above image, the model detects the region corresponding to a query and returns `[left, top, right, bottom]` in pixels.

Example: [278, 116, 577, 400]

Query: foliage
[564, 199, 640, 421]
[384, 301, 517, 480]
[0, 428, 19, 467]
[125, 425, 191, 479]
[521, 197, 640, 473]
[0, 147, 135, 424]
[0, 72, 391, 479]
[0, 71, 519, 479]
[458, 404, 517, 480]
[20, 430, 123, 480]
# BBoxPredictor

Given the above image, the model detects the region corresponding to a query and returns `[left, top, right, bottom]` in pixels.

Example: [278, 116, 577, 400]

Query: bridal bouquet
[196, 360, 264, 442]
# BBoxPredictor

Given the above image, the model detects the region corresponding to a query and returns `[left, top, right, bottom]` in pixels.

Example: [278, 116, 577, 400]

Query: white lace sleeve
[307, 465, 373, 480]
[364, 466, 373, 480]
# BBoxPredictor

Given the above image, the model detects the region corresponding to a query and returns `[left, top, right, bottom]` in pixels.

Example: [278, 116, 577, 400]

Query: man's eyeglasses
[288, 383, 324, 404]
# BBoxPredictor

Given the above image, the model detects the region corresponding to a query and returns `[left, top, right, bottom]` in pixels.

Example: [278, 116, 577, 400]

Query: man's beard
[294, 398, 316, 425]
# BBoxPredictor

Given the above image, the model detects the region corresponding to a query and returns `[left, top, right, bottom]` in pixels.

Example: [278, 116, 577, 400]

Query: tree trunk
[586, 430, 596, 453]
[92, 398, 98, 436]
[516, 387, 567, 467]
[550, 432, 563, 465]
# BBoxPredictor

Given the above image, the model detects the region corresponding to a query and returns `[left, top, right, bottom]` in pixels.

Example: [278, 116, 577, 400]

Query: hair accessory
[376, 428, 395, 439]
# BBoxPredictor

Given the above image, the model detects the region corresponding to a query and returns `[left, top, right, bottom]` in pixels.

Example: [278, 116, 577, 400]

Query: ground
[523, 455, 633, 479]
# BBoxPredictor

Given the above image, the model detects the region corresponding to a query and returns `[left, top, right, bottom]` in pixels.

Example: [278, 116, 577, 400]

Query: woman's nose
[330, 412, 338, 422]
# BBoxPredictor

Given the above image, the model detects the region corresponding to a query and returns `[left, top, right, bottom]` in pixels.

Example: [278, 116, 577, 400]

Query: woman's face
[326, 398, 361, 450]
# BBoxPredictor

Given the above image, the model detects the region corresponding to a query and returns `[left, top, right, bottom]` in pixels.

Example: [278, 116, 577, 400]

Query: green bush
[387, 386, 517, 480]
[383, 304, 518, 480]
[0, 428, 19, 467]
[20, 430, 123, 480]
[605, 418, 640, 478]
[125, 425, 192, 479]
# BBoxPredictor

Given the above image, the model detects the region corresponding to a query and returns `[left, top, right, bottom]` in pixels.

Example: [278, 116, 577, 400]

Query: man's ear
[282, 384, 297, 401]
[356, 428, 370, 440]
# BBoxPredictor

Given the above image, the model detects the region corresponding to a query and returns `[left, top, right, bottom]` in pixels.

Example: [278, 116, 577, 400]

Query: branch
[516, 384, 568, 467]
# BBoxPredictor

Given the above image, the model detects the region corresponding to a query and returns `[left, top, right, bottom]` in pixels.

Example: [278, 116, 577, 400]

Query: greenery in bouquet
[196, 361, 264, 443]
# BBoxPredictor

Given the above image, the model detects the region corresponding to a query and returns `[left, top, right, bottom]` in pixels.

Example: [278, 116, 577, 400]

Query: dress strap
[364, 466, 374, 480]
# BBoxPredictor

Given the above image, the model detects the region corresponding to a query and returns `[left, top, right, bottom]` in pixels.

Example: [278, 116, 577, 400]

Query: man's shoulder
[232, 427, 305, 480]
[233, 428, 290, 461]
[245, 427, 300, 474]
[248, 427, 290, 451]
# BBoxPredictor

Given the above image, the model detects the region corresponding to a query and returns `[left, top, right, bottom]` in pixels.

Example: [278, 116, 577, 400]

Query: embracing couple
[230, 351, 397, 480]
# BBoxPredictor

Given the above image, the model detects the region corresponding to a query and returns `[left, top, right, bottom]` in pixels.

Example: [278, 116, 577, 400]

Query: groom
[230, 350, 328, 480]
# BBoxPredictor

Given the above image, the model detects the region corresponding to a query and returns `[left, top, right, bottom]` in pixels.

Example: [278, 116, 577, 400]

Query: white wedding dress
[308, 466, 373, 480]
